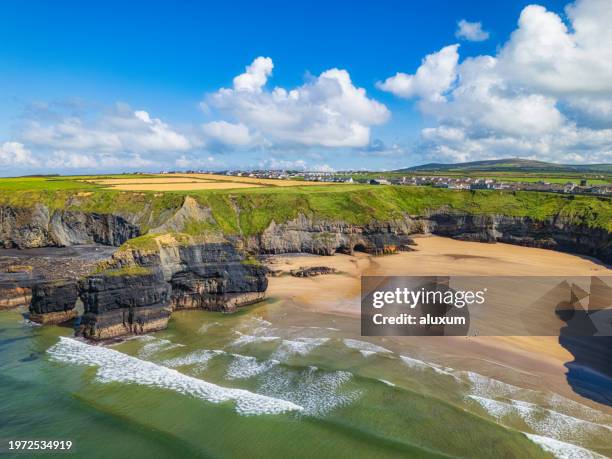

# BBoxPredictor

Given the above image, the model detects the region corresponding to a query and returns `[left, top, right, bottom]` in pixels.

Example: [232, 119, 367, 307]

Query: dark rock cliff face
[169, 244, 267, 312]
[0, 205, 139, 248]
[78, 271, 172, 340]
[73, 242, 268, 339]
[255, 212, 610, 264]
[256, 214, 416, 255]
[419, 212, 611, 264]
[29, 280, 79, 324]
[128, 243, 268, 312]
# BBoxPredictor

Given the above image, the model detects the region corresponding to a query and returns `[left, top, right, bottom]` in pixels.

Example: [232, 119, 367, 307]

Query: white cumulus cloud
[379, 0, 612, 164]
[376, 45, 459, 102]
[0, 142, 38, 166]
[20, 106, 191, 153]
[202, 121, 253, 146]
[455, 20, 489, 41]
[205, 57, 390, 148]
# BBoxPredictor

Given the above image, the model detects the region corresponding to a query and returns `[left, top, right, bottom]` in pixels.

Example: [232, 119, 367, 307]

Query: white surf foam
[525, 433, 606, 459]
[378, 379, 396, 387]
[231, 332, 280, 347]
[271, 337, 329, 362]
[459, 370, 531, 398]
[226, 354, 279, 380]
[136, 336, 185, 359]
[162, 349, 225, 371]
[20, 319, 42, 327]
[546, 393, 612, 425]
[47, 337, 302, 416]
[197, 322, 221, 334]
[343, 339, 392, 357]
[259, 366, 360, 417]
[400, 355, 455, 376]
[468, 396, 611, 443]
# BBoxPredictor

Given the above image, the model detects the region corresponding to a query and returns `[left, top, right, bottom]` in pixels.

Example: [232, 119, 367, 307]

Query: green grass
[1, 179, 610, 239]
[180, 185, 612, 233]
[96, 265, 152, 276]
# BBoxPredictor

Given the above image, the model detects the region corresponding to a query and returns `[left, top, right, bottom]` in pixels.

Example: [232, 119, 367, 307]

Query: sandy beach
[265, 235, 612, 411]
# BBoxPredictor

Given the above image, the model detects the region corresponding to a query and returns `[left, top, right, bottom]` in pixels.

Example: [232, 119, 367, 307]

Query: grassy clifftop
[0, 180, 610, 236]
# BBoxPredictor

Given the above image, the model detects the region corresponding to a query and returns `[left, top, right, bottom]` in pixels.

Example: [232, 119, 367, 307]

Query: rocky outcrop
[257, 214, 416, 255]
[29, 280, 78, 324]
[73, 239, 268, 339]
[0, 205, 139, 248]
[290, 266, 337, 277]
[78, 270, 172, 340]
[1, 286, 32, 309]
[0, 265, 34, 309]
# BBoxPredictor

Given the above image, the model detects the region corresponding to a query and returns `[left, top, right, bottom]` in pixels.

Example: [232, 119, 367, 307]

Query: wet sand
[265, 235, 612, 411]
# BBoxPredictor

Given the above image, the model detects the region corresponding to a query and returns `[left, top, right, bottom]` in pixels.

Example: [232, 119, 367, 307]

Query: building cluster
[223, 170, 355, 183]
[370, 176, 611, 196]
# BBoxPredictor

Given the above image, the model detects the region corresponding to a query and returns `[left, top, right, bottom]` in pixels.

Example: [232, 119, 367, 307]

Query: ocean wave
[525, 433, 606, 459]
[271, 337, 329, 362]
[230, 332, 280, 347]
[238, 317, 273, 335]
[197, 322, 221, 334]
[161, 349, 225, 371]
[378, 379, 396, 387]
[20, 318, 42, 327]
[458, 370, 532, 398]
[546, 393, 612, 426]
[468, 395, 612, 444]
[226, 354, 279, 380]
[47, 337, 302, 416]
[399, 355, 455, 377]
[343, 339, 392, 357]
[136, 336, 185, 359]
[259, 366, 360, 417]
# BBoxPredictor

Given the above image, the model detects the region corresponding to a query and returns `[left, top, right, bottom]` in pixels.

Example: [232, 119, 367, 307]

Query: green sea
[1, 297, 610, 459]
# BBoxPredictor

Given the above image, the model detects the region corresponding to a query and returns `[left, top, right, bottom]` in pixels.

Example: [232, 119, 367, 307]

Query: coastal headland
[1, 174, 610, 340]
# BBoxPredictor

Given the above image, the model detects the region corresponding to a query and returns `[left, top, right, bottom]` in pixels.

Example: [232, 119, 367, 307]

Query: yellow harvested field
[90, 178, 214, 185]
[81, 172, 332, 191]
[173, 173, 326, 187]
[108, 182, 262, 191]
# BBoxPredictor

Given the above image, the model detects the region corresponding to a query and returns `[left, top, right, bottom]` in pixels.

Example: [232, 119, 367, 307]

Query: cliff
[29, 280, 79, 324]
[1, 186, 610, 338]
[0, 204, 139, 248]
[418, 211, 612, 263]
[256, 214, 416, 255]
[78, 269, 172, 340]
[74, 236, 268, 339]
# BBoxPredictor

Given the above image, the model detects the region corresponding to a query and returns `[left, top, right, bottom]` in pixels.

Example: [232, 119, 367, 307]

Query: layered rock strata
[78, 270, 171, 340]
[0, 205, 139, 248]
[29, 280, 78, 324]
[74, 239, 268, 339]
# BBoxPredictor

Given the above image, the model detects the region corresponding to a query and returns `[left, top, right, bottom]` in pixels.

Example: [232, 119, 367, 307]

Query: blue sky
[2, 0, 611, 175]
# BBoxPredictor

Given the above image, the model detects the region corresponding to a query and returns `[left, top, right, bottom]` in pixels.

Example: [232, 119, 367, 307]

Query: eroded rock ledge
[26, 236, 269, 340]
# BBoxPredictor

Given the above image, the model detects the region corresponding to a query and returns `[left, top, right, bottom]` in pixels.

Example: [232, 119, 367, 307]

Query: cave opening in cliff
[353, 243, 368, 253]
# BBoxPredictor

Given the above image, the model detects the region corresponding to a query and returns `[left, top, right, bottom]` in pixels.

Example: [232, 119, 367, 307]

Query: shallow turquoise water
[1, 299, 610, 458]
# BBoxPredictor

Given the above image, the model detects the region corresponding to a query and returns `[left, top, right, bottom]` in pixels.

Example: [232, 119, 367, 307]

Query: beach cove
[2, 236, 610, 458]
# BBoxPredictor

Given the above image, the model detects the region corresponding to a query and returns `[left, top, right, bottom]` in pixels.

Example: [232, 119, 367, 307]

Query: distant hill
[396, 158, 612, 174]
